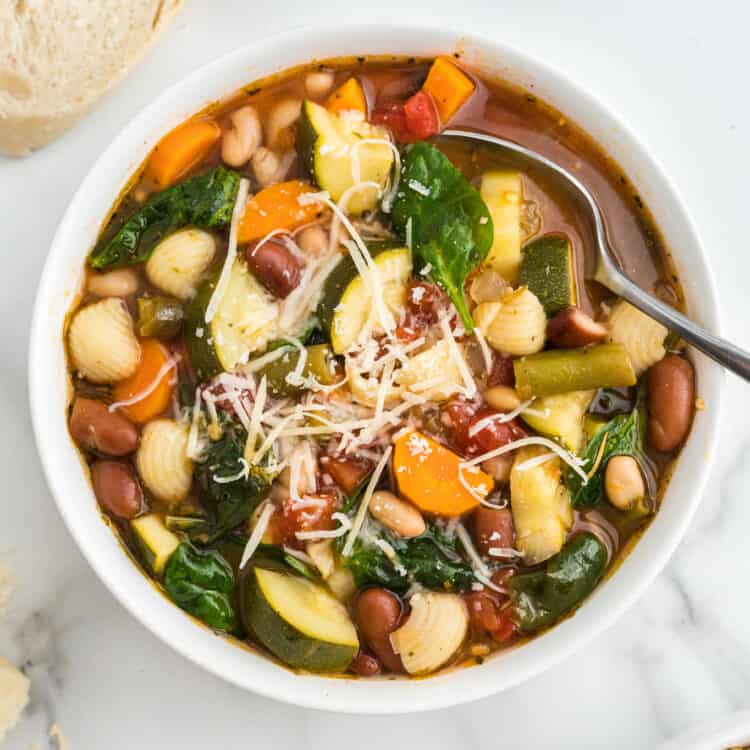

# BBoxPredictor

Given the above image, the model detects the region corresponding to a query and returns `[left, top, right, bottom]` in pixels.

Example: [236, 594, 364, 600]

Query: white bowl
[659, 711, 750, 750]
[29, 23, 723, 713]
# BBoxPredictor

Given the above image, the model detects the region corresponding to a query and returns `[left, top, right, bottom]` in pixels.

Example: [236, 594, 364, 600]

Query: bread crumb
[0, 658, 30, 742]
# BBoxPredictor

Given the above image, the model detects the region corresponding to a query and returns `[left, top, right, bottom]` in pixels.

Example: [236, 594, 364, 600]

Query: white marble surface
[2, 1, 749, 747]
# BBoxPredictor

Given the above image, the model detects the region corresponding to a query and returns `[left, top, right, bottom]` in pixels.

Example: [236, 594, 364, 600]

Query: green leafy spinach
[509, 532, 608, 634]
[194, 423, 274, 543]
[344, 522, 475, 592]
[392, 142, 493, 330]
[89, 166, 240, 269]
[568, 398, 646, 508]
[163, 542, 237, 631]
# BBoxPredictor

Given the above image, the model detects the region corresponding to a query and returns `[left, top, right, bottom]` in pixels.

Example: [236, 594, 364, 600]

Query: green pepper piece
[509, 532, 608, 634]
[163, 541, 237, 631]
[89, 166, 240, 269]
[136, 296, 184, 339]
[256, 343, 338, 396]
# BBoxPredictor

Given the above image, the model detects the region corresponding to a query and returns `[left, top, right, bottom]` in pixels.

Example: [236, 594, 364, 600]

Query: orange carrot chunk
[421, 57, 475, 124]
[326, 77, 367, 116]
[393, 430, 492, 517]
[237, 180, 324, 243]
[147, 119, 221, 188]
[111, 339, 175, 424]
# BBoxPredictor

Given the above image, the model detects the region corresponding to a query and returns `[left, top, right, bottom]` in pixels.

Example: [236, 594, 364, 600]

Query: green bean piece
[514, 343, 636, 399]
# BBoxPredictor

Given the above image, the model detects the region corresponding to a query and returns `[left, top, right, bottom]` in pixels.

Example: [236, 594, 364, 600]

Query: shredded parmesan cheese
[240, 501, 275, 569]
[295, 512, 352, 541]
[108, 353, 180, 412]
[205, 178, 250, 323]
[439, 314, 477, 397]
[342, 446, 392, 556]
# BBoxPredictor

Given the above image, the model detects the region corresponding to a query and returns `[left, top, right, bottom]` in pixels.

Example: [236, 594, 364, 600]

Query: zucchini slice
[242, 567, 358, 673]
[297, 100, 393, 215]
[510, 447, 573, 565]
[519, 235, 576, 317]
[390, 592, 469, 675]
[131, 514, 180, 575]
[185, 259, 279, 379]
[480, 171, 523, 283]
[317, 243, 411, 354]
[520, 390, 595, 453]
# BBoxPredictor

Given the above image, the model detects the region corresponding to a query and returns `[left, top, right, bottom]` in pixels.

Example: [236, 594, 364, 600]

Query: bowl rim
[29, 22, 724, 713]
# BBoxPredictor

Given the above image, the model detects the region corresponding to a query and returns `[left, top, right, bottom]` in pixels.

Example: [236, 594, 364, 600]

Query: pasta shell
[390, 592, 468, 675]
[473, 287, 547, 355]
[146, 229, 216, 300]
[136, 419, 194, 506]
[395, 339, 464, 402]
[606, 300, 667, 375]
[68, 298, 140, 383]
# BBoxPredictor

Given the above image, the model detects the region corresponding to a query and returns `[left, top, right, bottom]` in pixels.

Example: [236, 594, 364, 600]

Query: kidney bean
[349, 651, 382, 677]
[472, 506, 515, 555]
[70, 397, 138, 456]
[647, 355, 695, 452]
[91, 460, 143, 519]
[245, 238, 301, 298]
[353, 588, 404, 673]
[546, 306, 607, 348]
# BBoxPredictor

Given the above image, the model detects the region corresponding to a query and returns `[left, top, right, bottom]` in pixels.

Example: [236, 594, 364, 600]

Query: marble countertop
[3, 1, 749, 747]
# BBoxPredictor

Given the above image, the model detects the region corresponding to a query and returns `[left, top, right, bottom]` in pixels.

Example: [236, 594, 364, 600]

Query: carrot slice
[237, 180, 324, 243]
[111, 339, 175, 423]
[421, 57, 475, 124]
[147, 119, 221, 188]
[326, 77, 367, 116]
[393, 430, 492, 516]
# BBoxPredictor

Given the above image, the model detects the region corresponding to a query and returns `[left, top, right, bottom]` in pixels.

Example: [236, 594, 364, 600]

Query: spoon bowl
[443, 128, 750, 381]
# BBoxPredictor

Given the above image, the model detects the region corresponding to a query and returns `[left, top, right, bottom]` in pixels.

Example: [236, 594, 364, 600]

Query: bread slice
[0, 0, 183, 157]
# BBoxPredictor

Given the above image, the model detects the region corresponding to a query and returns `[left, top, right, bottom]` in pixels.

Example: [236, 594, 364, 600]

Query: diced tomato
[488, 353, 516, 387]
[280, 492, 338, 546]
[465, 592, 502, 634]
[371, 102, 416, 144]
[400, 280, 450, 337]
[491, 608, 517, 643]
[321, 455, 372, 494]
[403, 91, 440, 139]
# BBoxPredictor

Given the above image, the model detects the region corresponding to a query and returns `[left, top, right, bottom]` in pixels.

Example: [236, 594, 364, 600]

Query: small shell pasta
[136, 419, 194, 505]
[473, 287, 547, 355]
[606, 300, 667, 375]
[395, 339, 464, 401]
[146, 228, 216, 300]
[68, 298, 140, 383]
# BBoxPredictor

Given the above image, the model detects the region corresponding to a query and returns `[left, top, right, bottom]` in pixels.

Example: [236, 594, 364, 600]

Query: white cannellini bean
[68, 298, 140, 384]
[251, 147, 281, 187]
[604, 455, 645, 511]
[265, 98, 302, 149]
[483, 385, 521, 412]
[86, 268, 139, 298]
[295, 225, 329, 258]
[369, 490, 425, 538]
[221, 105, 262, 167]
[304, 70, 335, 99]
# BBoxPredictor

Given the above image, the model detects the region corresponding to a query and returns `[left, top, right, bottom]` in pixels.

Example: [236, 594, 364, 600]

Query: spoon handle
[604, 267, 750, 381]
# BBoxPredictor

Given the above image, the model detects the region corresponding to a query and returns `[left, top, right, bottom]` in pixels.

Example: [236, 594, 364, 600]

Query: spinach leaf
[163, 542, 237, 631]
[194, 424, 274, 543]
[568, 398, 646, 508]
[392, 142, 493, 330]
[89, 166, 240, 269]
[509, 532, 607, 634]
[344, 521, 475, 592]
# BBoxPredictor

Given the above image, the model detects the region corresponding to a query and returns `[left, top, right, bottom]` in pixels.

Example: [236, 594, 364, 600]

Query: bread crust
[0, 0, 184, 156]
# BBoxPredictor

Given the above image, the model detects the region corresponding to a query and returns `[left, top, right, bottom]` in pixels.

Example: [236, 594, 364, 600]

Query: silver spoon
[442, 128, 750, 381]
